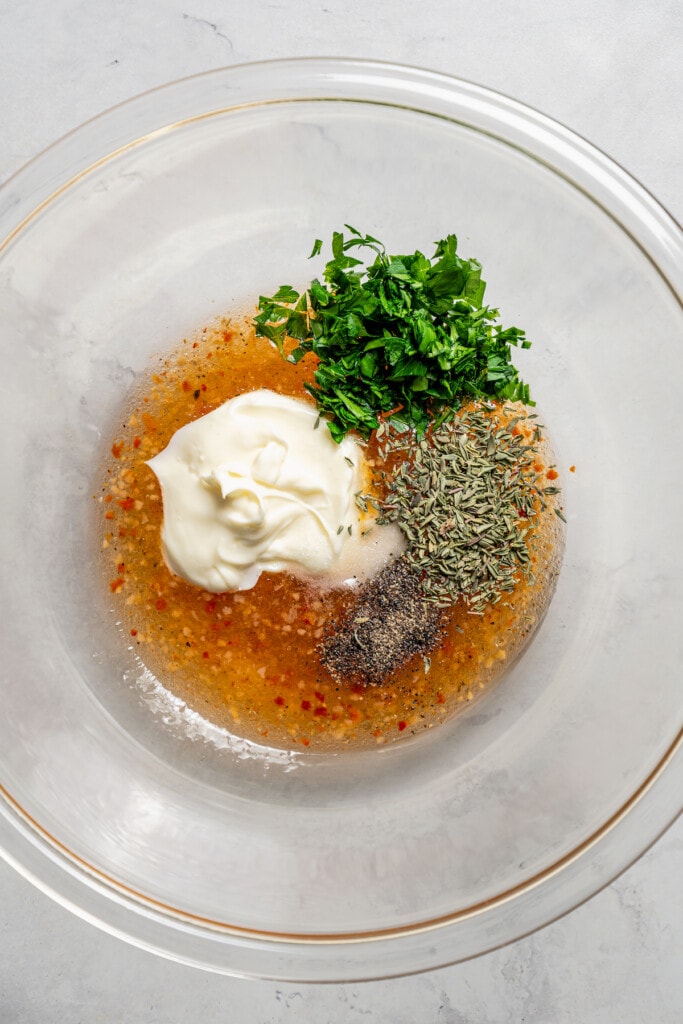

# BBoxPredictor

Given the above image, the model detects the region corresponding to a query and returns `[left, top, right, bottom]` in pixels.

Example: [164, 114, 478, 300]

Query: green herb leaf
[254, 229, 531, 441]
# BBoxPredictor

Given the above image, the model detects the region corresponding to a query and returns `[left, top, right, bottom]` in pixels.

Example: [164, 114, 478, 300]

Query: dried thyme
[378, 405, 548, 614]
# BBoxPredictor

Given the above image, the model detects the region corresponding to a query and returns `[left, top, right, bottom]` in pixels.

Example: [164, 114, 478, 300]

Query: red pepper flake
[300, 738, 310, 746]
[118, 527, 127, 538]
[182, 380, 192, 392]
[110, 577, 125, 593]
[398, 720, 407, 731]
[111, 441, 124, 459]
[104, 511, 115, 520]
[202, 651, 209, 659]
[130, 629, 138, 637]
[314, 690, 325, 702]
[348, 708, 360, 721]
[117, 562, 125, 573]
[570, 465, 576, 473]
[192, 341, 199, 349]
[546, 468, 559, 480]
[351, 683, 364, 695]
[437, 692, 445, 704]
[204, 600, 216, 614]
[201, 383, 207, 392]
[274, 696, 285, 707]
[301, 699, 311, 711]
[155, 598, 167, 611]
[117, 497, 135, 511]
[314, 706, 328, 716]
[133, 436, 141, 449]
[104, 494, 112, 503]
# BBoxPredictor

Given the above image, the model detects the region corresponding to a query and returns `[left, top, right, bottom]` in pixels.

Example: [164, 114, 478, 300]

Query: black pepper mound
[319, 558, 444, 686]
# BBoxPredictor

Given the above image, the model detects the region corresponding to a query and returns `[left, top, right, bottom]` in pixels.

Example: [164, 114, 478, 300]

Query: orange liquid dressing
[98, 316, 562, 749]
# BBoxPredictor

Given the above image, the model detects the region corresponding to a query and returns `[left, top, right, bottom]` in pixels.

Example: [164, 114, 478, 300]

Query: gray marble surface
[1, 1, 681, 1020]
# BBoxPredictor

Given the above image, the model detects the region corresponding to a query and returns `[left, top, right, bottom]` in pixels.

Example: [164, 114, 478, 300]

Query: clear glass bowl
[1, 59, 681, 982]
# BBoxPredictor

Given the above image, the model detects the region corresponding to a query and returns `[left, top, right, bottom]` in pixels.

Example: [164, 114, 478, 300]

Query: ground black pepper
[319, 558, 444, 686]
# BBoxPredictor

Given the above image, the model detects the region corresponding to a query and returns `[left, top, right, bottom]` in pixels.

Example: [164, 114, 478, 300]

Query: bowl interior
[1, 63, 681, 979]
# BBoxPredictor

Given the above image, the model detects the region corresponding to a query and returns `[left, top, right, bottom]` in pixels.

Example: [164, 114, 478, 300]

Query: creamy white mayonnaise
[147, 389, 370, 592]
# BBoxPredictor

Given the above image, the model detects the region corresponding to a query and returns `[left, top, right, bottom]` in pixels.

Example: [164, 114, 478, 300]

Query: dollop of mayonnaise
[147, 389, 365, 593]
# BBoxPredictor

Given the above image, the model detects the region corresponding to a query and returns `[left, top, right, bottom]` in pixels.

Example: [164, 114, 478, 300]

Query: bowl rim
[1, 55, 681, 982]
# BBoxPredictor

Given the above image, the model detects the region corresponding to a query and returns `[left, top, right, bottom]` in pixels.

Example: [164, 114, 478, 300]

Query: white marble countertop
[1, 1, 681, 1020]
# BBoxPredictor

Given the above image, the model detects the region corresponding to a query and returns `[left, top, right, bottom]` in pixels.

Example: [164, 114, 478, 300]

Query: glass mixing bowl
[1, 59, 681, 982]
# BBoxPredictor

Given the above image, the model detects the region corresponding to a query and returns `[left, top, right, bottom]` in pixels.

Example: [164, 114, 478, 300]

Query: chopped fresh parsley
[254, 226, 532, 442]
